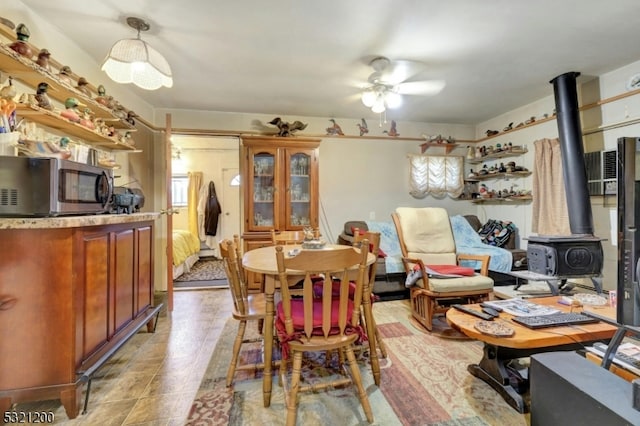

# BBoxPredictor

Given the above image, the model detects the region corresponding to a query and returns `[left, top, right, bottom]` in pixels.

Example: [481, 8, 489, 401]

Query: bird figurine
[126, 110, 137, 126]
[35, 82, 53, 110]
[76, 77, 91, 97]
[383, 120, 399, 137]
[268, 117, 308, 137]
[9, 23, 33, 58]
[326, 118, 344, 136]
[0, 76, 16, 100]
[356, 118, 369, 136]
[57, 65, 74, 85]
[35, 48, 51, 71]
[60, 97, 81, 122]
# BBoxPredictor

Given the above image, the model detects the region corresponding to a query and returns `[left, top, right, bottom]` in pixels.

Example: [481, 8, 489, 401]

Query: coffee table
[446, 297, 618, 413]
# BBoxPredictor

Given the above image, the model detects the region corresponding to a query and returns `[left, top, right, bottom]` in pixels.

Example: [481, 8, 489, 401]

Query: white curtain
[408, 154, 464, 198]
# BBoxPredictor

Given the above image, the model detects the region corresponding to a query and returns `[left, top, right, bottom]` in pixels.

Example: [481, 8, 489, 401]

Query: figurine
[126, 110, 137, 126]
[503, 122, 513, 132]
[76, 77, 91, 96]
[326, 118, 344, 136]
[356, 118, 368, 136]
[0, 76, 16, 100]
[9, 23, 33, 58]
[383, 120, 399, 137]
[35, 49, 51, 71]
[268, 117, 308, 137]
[34, 82, 53, 110]
[95, 84, 110, 106]
[58, 65, 74, 85]
[79, 108, 95, 129]
[60, 97, 81, 122]
[485, 129, 499, 137]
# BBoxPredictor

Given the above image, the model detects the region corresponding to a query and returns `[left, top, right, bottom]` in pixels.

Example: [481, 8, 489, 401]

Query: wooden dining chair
[219, 238, 278, 387]
[270, 228, 320, 245]
[275, 244, 374, 426]
[353, 228, 387, 363]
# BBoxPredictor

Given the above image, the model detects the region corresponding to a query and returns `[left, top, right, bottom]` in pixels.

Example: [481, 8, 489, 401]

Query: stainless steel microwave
[0, 156, 113, 217]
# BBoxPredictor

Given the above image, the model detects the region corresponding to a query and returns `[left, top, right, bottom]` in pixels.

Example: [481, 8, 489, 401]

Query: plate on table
[474, 320, 515, 337]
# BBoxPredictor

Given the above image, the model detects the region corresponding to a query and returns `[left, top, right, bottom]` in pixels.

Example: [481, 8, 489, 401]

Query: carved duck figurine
[95, 84, 110, 107]
[383, 120, 399, 137]
[326, 118, 344, 135]
[60, 97, 81, 123]
[0, 76, 16, 100]
[356, 118, 368, 136]
[57, 65, 74, 85]
[35, 49, 51, 71]
[34, 82, 53, 110]
[76, 77, 91, 97]
[9, 23, 33, 58]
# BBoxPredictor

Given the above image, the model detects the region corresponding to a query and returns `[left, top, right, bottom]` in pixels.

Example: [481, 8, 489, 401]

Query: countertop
[0, 212, 161, 229]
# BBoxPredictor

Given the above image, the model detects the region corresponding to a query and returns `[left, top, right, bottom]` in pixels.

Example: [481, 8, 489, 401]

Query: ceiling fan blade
[378, 60, 424, 85]
[396, 80, 446, 96]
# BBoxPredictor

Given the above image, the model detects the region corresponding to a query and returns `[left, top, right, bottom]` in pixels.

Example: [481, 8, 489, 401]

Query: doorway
[221, 167, 241, 240]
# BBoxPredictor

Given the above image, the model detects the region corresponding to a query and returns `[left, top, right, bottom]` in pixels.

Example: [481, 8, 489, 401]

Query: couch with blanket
[337, 220, 408, 299]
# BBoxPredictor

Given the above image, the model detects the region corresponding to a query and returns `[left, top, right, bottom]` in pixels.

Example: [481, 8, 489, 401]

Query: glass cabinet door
[285, 150, 314, 229]
[248, 148, 279, 230]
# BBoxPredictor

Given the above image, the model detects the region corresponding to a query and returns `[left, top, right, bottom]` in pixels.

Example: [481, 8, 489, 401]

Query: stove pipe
[550, 71, 594, 236]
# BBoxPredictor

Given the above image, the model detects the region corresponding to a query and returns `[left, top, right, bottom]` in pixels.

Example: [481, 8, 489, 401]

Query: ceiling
[17, 0, 640, 125]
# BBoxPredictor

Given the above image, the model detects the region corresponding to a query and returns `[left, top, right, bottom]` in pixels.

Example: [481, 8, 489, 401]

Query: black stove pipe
[550, 71, 594, 236]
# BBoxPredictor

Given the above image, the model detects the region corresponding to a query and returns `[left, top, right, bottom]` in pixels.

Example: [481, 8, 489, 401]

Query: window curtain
[187, 171, 203, 240]
[531, 138, 571, 235]
[408, 154, 464, 198]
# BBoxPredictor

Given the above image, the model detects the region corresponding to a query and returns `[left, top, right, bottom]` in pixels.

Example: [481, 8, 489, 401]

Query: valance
[408, 154, 463, 198]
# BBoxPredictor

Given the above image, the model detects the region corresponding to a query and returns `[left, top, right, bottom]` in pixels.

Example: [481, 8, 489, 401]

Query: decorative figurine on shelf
[268, 117, 308, 137]
[356, 118, 368, 136]
[466, 146, 475, 159]
[485, 129, 499, 137]
[503, 122, 513, 132]
[95, 84, 109, 106]
[79, 108, 95, 130]
[0, 76, 16, 100]
[35, 49, 51, 71]
[76, 77, 91, 96]
[34, 82, 53, 110]
[126, 110, 137, 126]
[60, 97, 81, 122]
[9, 23, 33, 58]
[326, 118, 344, 135]
[383, 120, 399, 137]
[57, 65, 74, 85]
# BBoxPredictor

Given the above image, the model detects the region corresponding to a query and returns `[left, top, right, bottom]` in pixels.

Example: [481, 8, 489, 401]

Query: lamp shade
[361, 89, 376, 107]
[102, 38, 173, 90]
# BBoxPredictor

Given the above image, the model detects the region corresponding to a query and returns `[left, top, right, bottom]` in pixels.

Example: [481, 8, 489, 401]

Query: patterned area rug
[175, 258, 227, 288]
[186, 300, 529, 425]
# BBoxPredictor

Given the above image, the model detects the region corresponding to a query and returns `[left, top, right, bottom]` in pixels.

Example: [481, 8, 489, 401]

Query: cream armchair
[391, 207, 494, 331]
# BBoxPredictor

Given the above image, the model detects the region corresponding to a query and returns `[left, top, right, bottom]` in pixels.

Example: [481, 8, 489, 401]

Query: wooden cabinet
[0, 217, 157, 419]
[241, 135, 321, 290]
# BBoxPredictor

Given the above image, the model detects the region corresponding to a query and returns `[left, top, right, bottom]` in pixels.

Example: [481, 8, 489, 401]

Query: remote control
[480, 302, 503, 312]
[452, 304, 495, 320]
[482, 306, 500, 317]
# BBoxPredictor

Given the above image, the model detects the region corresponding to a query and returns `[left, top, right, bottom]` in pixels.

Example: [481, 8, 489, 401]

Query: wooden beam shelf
[419, 142, 459, 154]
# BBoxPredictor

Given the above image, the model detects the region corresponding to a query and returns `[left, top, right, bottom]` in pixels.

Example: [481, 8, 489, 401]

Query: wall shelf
[467, 148, 529, 164]
[419, 142, 459, 154]
[471, 196, 532, 204]
[467, 171, 532, 181]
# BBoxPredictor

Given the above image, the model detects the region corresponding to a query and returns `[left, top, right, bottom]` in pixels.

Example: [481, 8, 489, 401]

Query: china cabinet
[241, 135, 321, 290]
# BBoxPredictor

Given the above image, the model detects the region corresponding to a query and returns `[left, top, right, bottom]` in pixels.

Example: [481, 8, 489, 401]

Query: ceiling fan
[360, 56, 446, 113]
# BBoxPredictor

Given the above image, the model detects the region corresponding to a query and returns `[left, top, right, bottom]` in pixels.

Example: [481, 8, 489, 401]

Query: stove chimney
[550, 71, 594, 235]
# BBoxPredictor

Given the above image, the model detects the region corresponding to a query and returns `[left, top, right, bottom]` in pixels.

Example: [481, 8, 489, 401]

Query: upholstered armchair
[391, 207, 494, 331]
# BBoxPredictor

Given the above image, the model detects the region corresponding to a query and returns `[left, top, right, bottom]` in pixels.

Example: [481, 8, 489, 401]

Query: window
[230, 174, 240, 186]
[171, 175, 189, 207]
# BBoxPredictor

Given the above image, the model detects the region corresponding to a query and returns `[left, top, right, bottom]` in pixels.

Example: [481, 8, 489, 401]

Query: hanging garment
[204, 181, 222, 236]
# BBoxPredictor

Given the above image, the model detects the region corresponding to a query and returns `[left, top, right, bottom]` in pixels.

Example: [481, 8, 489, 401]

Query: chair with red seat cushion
[275, 244, 374, 426]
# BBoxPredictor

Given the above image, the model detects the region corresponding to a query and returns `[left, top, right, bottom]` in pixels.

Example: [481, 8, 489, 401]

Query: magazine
[483, 298, 560, 317]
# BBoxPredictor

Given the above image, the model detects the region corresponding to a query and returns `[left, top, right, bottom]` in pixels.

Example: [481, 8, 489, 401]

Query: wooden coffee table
[446, 297, 618, 413]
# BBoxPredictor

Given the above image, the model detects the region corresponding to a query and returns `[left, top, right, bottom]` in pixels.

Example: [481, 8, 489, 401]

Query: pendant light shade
[101, 17, 173, 90]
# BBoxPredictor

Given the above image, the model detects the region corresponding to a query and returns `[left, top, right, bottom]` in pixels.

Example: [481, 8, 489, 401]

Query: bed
[172, 229, 201, 280]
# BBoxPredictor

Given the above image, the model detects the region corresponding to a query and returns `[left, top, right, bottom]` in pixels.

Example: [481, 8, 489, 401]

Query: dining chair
[275, 243, 374, 426]
[391, 207, 494, 331]
[352, 228, 387, 361]
[219, 238, 278, 387]
[270, 228, 320, 245]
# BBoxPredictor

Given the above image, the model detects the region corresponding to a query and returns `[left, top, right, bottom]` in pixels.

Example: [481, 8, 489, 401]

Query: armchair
[391, 207, 494, 331]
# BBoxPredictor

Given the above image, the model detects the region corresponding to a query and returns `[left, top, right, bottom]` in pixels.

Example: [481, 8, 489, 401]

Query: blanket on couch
[449, 215, 512, 273]
[365, 220, 405, 274]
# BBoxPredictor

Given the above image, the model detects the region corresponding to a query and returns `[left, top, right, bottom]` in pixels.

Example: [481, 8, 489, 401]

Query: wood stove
[527, 72, 604, 278]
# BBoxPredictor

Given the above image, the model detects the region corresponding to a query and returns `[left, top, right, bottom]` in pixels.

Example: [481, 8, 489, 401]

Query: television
[617, 136, 640, 326]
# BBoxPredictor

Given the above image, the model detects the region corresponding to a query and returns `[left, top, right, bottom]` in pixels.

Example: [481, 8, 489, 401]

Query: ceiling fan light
[361, 89, 376, 107]
[384, 91, 402, 109]
[372, 96, 386, 113]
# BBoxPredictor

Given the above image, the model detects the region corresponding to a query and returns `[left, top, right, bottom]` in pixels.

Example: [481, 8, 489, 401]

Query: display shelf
[467, 171, 532, 181]
[467, 148, 528, 164]
[16, 103, 136, 151]
[419, 142, 458, 154]
[471, 195, 532, 204]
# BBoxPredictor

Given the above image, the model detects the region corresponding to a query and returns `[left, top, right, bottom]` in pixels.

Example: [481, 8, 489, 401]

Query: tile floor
[11, 289, 233, 425]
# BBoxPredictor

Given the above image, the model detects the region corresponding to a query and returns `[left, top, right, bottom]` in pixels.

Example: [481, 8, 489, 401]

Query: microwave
[0, 156, 113, 217]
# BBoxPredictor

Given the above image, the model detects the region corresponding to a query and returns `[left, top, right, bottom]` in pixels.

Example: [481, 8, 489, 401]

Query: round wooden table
[242, 244, 377, 407]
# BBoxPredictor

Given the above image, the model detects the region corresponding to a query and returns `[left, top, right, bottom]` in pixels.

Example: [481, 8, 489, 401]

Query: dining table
[242, 243, 378, 407]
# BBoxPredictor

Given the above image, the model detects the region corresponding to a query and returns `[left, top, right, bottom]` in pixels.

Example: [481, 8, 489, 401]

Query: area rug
[186, 300, 529, 426]
[175, 257, 228, 288]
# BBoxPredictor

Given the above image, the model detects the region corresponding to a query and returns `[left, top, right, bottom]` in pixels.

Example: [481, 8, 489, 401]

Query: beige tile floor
[11, 289, 233, 425]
